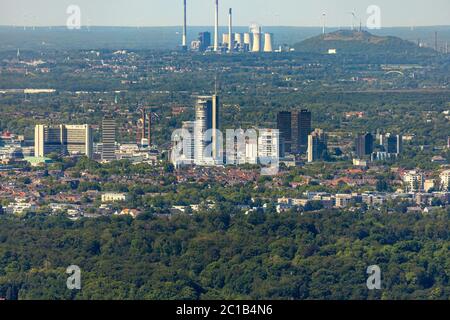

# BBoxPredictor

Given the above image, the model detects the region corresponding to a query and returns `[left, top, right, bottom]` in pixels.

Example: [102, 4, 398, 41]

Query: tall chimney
[141, 108, 146, 145]
[147, 112, 152, 147]
[435, 31, 438, 52]
[228, 8, 233, 52]
[182, 0, 187, 48]
[214, 0, 219, 52]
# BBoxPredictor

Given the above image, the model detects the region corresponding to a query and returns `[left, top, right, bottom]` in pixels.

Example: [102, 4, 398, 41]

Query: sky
[1, 0, 449, 28]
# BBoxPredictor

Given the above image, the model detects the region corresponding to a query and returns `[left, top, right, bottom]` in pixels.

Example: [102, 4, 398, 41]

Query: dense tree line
[0, 209, 449, 300]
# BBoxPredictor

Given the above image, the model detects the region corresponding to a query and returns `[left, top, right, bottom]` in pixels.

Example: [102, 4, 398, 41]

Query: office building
[295, 110, 312, 153]
[355, 133, 374, 159]
[277, 112, 292, 153]
[102, 118, 116, 162]
[277, 109, 311, 154]
[194, 95, 220, 165]
[35, 124, 93, 159]
[382, 133, 403, 155]
[307, 129, 327, 163]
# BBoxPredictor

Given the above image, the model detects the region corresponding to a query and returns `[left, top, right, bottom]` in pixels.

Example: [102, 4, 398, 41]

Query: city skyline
[1, 0, 450, 28]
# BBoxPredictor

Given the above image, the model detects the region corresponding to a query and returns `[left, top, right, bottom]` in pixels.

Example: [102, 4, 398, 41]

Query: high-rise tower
[102, 118, 116, 161]
[277, 109, 311, 154]
[35, 124, 93, 159]
[194, 95, 220, 164]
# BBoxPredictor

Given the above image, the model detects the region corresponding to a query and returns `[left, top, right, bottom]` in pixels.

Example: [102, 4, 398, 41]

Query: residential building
[440, 170, 450, 191]
[101, 193, 127, 203]
[258, 129, 281, 160]
[403, 170, 424, 192]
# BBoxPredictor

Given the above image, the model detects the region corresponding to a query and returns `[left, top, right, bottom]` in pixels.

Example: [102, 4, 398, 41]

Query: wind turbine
[348, 11, 356, 31]
[322, 12, 327, 35]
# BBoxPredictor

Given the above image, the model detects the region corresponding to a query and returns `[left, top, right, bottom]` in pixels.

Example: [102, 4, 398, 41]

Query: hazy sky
[1, 0, 449, 27]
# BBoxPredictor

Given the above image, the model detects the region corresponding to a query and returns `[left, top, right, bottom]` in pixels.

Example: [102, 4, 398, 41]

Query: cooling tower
[263, 33, 273, 52]
[235, 33, 243, 45]
[252, 31, 261, 52]
[222, 33, 230, 46]
[244, 32, 252, 50]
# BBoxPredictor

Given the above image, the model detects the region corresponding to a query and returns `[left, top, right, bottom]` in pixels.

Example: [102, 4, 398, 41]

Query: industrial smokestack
[228, 8, 233, 52]
[147, 112, 152, 147]
[182, 0, 187, 49]
[214, 0, 219, 52]
[435, 31, 438, 52]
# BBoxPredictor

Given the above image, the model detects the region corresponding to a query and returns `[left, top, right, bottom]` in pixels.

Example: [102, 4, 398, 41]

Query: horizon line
[1, 24, 450, 29]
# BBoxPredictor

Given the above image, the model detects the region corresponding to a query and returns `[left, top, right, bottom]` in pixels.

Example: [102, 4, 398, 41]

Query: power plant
[182, 0, 276, 54]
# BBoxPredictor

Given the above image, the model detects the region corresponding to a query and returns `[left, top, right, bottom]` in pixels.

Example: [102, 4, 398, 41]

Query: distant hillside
[294, 30, 435, 55]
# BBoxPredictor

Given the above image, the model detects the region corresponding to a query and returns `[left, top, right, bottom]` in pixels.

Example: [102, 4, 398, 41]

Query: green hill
[294, 30, 434, 55]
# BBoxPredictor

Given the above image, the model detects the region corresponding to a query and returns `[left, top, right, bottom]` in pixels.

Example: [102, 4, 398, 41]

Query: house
[118, 209, 141, 218]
